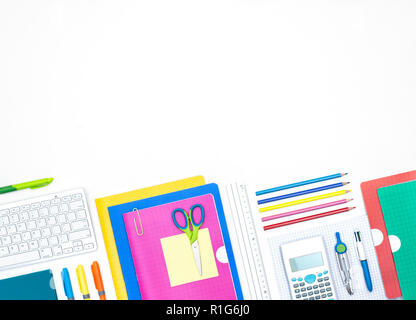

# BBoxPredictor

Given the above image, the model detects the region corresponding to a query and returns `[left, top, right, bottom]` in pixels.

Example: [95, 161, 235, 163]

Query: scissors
[172, 204, 205, 275]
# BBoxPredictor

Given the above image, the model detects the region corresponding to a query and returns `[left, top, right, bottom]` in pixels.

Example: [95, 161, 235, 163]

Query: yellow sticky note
[161, 228, 218, 287]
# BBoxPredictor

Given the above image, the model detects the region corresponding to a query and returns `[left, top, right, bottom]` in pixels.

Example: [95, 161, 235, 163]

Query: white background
[0, 0, 415, 300]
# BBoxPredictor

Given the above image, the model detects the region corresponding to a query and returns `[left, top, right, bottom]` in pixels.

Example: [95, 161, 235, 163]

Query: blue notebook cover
[0, 269, 57, 300]
[108, 183, 243, 300]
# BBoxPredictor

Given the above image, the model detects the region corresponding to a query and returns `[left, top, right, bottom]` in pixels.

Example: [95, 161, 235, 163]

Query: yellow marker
[259, 190, 350, 213]
[76, 265, 90, 300]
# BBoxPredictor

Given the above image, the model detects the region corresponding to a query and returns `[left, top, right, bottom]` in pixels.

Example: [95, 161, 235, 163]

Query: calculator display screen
[289, 252, 323, 272]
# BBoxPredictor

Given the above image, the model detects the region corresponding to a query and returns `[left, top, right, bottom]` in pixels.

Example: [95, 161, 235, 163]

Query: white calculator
[281, 236, 336, 300]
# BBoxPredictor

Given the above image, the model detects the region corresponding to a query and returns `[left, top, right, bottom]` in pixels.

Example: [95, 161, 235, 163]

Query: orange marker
[91, 261, 106, 300]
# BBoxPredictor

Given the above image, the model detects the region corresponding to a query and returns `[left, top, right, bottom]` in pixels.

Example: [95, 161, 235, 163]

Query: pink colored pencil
[261, 199, 352, 222]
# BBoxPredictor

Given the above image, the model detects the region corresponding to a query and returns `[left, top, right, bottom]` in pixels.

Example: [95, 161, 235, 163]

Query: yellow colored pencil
[259, 190, 350, 213]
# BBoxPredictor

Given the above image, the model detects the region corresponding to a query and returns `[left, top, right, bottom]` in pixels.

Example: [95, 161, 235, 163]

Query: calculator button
[302, 293, 307, 297]
[315, 296, 320, 300]
[318, 278, 323, 282]
[295, 289, 300, 293]
[299, 282, 305, 287]
[296, 294, 301, 299]
[320, 289, 325, 293]
[318, 273, 322, 277]
[297, 277, 303, 281]
[314, 290, 319, 294]
[304, 274, 316, 284]
[326, 288, 331, 292]
[308, 292, 313, 296]
[324, 277, 329, 281]
[307, 286, 312, 290]
[325, 282, 330, 286]
[322, 294, 327, 298]
[292, 278, 296, 282]
[313, 285, 318, 289]
[309, 297, 314, 300]
[293, 284, 299, 288]
[301, 288, 306, 292]
[323, 270, 328, 274]
[328, 293, 333, 297]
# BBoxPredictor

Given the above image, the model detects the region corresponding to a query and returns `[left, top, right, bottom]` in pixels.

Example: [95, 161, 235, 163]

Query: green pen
[0, 178, 54, 194]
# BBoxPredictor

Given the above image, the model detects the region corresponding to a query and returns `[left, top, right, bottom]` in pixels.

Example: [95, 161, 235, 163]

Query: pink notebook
[122, 193, 237, 300]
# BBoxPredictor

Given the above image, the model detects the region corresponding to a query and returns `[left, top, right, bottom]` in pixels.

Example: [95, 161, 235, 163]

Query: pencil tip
[345, 190, 351, 193]
[343, 182, 350, 185]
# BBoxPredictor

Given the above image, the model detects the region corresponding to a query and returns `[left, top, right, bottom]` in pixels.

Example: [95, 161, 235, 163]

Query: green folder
[0, 269, 57, 300]
[378, 180, 416, 300]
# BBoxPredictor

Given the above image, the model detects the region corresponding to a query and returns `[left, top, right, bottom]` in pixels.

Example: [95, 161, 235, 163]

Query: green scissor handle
[172, 204, 205, 244]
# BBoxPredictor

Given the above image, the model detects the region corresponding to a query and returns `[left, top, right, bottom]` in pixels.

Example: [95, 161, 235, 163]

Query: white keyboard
[0, 188, 97, 270]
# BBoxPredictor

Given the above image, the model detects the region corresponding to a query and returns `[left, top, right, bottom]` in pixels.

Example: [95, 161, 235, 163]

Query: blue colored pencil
[255, 173, 347, 196]
[257, 182, 349, 205]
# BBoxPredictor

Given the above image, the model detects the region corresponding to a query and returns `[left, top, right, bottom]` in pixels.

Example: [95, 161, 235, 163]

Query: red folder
[361, 170, 416, 299]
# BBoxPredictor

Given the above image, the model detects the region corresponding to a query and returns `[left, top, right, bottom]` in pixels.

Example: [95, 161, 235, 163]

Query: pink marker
[261, 199, 352, 222]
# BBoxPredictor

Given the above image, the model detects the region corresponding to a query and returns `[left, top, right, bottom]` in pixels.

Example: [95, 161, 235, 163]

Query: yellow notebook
[95, 176, 205, 300]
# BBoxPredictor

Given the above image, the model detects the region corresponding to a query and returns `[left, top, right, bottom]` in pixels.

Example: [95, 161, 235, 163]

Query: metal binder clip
[132, 208, 144, 236]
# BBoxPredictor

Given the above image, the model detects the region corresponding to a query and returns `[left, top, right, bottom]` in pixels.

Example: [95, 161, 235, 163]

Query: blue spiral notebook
[108, 183, 243, 300]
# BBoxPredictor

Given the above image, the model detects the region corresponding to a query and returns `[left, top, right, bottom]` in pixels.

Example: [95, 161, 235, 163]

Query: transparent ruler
[221, 183, 271, 300]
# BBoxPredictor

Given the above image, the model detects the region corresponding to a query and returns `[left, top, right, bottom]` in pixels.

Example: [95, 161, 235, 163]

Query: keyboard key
[10, 214, 19, 223]
[40, 247, 53, 258]
[69, 200, 84, 211]
[52, 226, 61, 235]
[11, 234, 21, 243]
[49, 206, 59, 215]
[20, 212, 29, 221]
[69, 229, 91, 241]
[0, 251, 40, 267]
[31, 202, 40, 209]
[9, 244, 19, 255]
[0, 210, 9, 216]
[39, 208, 49, 217]
[19, 242, 29, 252]
[41, 200, 50, 207]
[0, 228, 6, 236]
[60, 204, 69, 212]
[0, 247, 9, 257]
[2, 236, 11, 246]
[62, 196, 72, 203]
[6, 225, 17, 235]
[39, 238, 48, 248]
[41, 228, 51, 238]
[53, 246, 62, 256]
[48, 236, 58, 246]
[58, 234, 68, 244]
[51, 198, 61, 205]
[29, 240, 39, 250]
[22, 232, 31, 241]
[62, 224, 70, 233]
[72, 194, 82, 200]
[57, 215, 66, 224]
[76, 210, 87, 220]
[29, 210, 39, 219]
[47, 217, 56, 226]
[20, 205, 30, 211]
[74, 246, 83, 252]
[31, 230, 41, 239]
[71, 220, 88, 231]
[63, 247, 73, 254]
[10, 207, 19, 214]
[37, 218, 46, 228]
[27, 221, 37, 230]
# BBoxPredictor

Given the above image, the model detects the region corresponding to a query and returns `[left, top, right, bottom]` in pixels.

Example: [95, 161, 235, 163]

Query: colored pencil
[264, 207, 355, 231]
[255, 173, 347, 196]
[259, 190, 350, 213]
[261, 199, 352, 222]
[257, 182, 349, 205]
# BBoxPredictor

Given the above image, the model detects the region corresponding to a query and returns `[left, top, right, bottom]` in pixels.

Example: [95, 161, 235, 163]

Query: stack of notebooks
[361, 170, 416, 300]
[95, 176, 243, 300]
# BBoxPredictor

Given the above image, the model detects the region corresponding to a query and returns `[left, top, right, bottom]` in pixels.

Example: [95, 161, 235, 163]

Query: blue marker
[61, 268, 75, 300]
[354, 231, 373, 292]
